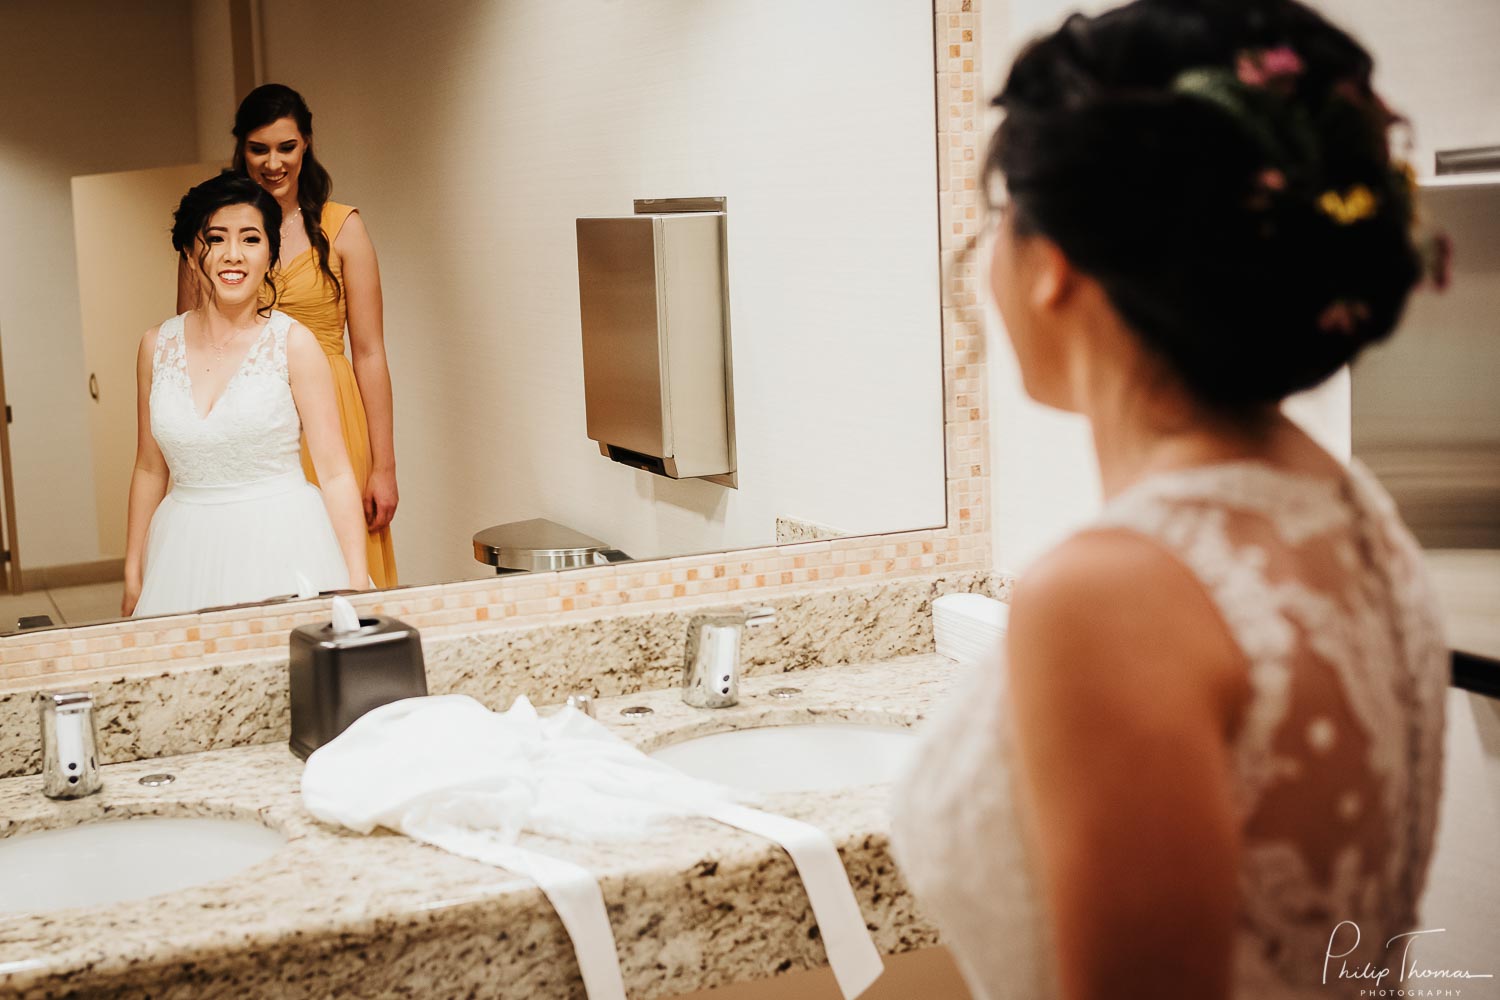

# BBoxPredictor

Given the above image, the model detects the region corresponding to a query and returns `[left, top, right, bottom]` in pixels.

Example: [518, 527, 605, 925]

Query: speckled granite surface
[0, 573, 1003, 779]
[0, 656, 961, 999]
[774, 516, 849, 543]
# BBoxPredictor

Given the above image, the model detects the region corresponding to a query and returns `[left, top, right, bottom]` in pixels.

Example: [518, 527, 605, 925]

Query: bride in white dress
[123, 171, 368, 618]
[890, 2, 1452, 998]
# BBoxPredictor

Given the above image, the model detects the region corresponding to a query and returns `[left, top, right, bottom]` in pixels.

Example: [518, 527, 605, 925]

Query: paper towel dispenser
[576, 197, 737, 486]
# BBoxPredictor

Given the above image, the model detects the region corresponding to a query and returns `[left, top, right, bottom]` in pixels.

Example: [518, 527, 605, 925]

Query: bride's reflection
[125, 172, 368, 617]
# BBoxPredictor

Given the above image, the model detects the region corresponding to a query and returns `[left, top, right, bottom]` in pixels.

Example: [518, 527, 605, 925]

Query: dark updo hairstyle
[992, 0, 1423, 411]
[231, 83, 342, 302]
[171, 169, 281, 318]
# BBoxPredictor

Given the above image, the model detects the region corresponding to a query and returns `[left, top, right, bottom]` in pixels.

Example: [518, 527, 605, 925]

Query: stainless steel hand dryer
[576, 198, 736, 485]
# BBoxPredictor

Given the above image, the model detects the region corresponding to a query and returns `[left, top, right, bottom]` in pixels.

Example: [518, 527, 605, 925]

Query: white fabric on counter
[301, 695, 883, 999]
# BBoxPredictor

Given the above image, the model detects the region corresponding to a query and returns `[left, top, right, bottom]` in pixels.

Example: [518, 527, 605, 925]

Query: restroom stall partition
[0, 325, 21, 593]
[1351, 169, 1500, 548]
[70, 161, 225, 564]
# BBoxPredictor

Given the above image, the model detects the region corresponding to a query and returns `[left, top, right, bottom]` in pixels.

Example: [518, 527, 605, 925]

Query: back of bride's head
[992, 0, 1425, 410]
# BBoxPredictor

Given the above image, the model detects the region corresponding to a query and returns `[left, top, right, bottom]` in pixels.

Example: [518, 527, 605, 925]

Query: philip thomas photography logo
[1324, 920, 1494, 997]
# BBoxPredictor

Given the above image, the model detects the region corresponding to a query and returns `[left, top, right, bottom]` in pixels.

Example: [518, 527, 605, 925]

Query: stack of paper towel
[933, 593, 1009, 664]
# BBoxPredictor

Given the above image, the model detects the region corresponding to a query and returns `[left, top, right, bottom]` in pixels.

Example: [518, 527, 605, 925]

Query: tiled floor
[0, 581, 125, 633]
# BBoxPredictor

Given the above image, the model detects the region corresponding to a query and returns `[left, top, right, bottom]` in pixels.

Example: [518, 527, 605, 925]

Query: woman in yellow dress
[179, 84, 398, 588]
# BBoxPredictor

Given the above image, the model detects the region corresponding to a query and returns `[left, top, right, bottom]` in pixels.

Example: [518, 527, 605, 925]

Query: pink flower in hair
[1317, 299, 1370, 335]
[1237, 46, 1305, 87]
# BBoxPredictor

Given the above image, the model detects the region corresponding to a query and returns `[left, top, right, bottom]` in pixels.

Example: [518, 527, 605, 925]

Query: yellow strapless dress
[264, 201, 398, 588]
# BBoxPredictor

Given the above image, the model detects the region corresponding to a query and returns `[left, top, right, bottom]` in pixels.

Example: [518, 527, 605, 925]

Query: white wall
[259, 0, 947, 586]
[983, 0, 1112, 574]
[1315, 0, 1500, 176]
[0, 1, 199, 568]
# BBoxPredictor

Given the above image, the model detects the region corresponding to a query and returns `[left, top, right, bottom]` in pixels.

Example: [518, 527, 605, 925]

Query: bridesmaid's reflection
[180, 83, 399, 588]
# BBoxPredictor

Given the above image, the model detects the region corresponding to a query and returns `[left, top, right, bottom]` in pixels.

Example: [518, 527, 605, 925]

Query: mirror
[0, 0, 947, 633]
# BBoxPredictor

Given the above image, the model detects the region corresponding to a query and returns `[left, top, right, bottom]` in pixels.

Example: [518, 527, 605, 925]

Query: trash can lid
[473, 518, 617, 570]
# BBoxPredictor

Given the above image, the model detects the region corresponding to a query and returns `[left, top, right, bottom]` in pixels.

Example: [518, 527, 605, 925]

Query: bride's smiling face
[195, 203, 272, 308]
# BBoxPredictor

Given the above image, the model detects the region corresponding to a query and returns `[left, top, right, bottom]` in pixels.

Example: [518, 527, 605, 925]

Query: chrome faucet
[682, 606, 775, 708]
[40, 692, 102, 799]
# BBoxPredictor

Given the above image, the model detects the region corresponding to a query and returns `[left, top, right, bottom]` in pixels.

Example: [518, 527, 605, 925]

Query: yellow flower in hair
[1318, 185, 1378, 224]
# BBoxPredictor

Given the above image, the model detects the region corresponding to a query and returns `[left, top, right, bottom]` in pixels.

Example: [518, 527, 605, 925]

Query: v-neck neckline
[275, 246, 315, 273]
[180, 312, 274, 421]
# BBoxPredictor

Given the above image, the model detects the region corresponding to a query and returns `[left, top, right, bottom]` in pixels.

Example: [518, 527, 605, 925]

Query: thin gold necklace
[200, 317, 256, 371]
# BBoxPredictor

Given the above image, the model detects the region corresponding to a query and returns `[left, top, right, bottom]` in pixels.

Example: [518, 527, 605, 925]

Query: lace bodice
[890, 461, 1448, 999]
[150, 311, 303, 487]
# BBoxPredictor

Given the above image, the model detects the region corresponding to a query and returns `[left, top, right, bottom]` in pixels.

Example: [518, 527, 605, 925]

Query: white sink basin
[0, 816, 286, 915]
[650, 723, 918, 792]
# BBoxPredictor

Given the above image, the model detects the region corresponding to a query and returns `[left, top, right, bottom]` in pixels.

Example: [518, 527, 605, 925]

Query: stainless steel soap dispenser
[576, 197, 737, 486]
[288, 596, 427, 759]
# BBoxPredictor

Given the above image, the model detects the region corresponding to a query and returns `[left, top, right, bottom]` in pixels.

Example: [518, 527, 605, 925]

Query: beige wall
[257, 0, 948, 587]
[1337, 0, 1500, 455]
[192, 0, 241, 164]
[1353, 185, 1500, 449]
[0, 0, 199, 568]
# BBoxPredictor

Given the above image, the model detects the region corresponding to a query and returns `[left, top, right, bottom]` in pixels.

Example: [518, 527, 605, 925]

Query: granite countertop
[0, 654, 957, 999]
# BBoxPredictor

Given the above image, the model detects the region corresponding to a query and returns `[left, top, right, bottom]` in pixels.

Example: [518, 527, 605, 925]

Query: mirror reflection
[0, 0, 948, 632]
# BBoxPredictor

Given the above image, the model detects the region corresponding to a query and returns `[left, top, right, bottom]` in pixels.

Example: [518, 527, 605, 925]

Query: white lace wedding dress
[133, 310, 349, 617]
[890, 461, 1449, 999]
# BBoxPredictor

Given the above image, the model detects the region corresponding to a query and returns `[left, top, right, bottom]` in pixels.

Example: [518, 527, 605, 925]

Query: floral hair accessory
[1236, 46, 1304, 88]
[1247, 168, 1287, 215]
[1171, 68, 1292, 167]
[1318, 299, 1371, 335]
[1256, 168, 1288, 191]
[1317, 185, 1378, 224]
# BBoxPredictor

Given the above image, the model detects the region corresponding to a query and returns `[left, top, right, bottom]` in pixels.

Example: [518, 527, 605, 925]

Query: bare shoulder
[332, 209, 373, 252]
[284, 318, 321, 357]
[138, 323, 164, 362]
[1008, 529, 1247, 731]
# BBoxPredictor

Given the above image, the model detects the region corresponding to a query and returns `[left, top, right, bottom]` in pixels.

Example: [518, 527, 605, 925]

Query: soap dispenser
[288, 596, 428, 759]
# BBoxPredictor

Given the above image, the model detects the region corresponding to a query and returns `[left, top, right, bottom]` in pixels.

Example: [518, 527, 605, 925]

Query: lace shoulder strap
[151, 313, 187, 375]
[270, 310, 292, 380]
[239, 311, 293, 383]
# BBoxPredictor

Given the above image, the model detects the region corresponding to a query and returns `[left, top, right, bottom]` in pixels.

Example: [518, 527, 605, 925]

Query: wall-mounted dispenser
[576, 197, 737, 487]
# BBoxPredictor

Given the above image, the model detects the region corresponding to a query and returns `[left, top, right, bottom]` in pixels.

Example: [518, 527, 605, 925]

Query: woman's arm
[175, 255, 199, 314]
[287, 321, 369, 590]
[334, 211, 398, 531]
[1006, 530, 1250, 1000]
[122, 328, 171, 616]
